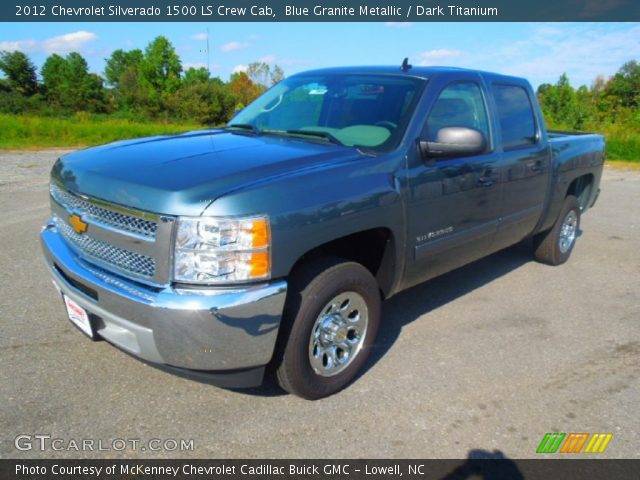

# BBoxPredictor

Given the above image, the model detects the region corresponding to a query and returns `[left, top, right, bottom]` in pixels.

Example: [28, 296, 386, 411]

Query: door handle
[530, 160, 543, 173]
[477, 169, 494, 187]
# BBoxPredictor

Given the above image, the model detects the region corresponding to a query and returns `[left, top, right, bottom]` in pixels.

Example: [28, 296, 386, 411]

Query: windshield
[229, 74, 424, 151]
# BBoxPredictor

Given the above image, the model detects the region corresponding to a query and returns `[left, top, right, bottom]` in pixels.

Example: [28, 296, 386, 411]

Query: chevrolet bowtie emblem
[69, 214, 88, 234]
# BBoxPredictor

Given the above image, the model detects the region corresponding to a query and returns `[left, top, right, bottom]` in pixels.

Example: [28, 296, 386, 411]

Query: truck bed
[547, 130, 605, 165]
[547, 129, 600, 139]
[537, 129, 605, 234]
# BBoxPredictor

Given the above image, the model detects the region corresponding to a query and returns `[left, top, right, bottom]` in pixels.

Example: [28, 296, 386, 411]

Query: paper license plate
[63, 295, 94, 338]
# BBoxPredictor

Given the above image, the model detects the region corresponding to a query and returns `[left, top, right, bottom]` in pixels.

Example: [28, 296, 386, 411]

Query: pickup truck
[41, 65, 604, 399]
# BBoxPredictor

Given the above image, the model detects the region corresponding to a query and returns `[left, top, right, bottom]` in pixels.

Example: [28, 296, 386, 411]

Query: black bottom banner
[1, 459, 638, 480]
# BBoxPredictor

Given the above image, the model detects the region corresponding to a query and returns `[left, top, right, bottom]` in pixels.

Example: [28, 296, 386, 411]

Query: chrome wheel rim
[559, 210, 578, 253]
[308, 291, 369, 377]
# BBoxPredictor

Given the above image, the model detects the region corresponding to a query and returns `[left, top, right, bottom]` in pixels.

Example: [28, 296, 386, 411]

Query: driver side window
[427, 82, 490, 145]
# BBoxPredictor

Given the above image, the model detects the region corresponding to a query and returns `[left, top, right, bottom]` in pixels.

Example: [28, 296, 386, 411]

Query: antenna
[401, 57, 412, 72]
[206, 27, 210, 77]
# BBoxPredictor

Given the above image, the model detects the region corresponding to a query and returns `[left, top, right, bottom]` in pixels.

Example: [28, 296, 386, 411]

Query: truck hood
[51, 129, 361, 216]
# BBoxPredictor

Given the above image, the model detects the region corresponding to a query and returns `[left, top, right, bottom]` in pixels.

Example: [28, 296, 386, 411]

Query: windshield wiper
[224, 123, 260, 134]
[285, 129, 344, 146]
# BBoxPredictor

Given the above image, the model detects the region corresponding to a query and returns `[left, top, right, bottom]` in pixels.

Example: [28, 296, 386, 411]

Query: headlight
[173, 215, 270, 284]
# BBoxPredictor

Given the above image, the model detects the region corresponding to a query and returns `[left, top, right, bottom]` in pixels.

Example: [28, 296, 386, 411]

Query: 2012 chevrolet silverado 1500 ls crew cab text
[41, 65, 604, 399]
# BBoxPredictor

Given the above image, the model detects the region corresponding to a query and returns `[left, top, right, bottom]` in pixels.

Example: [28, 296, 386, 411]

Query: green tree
[103, 49, 147, 112]
[104, 49, 143, 87]
[41, 52, 105, 112]
[142, 36, 182, 94]
[537, 73, 579, 128]
[41, 53, 68, 104]
[574, 85, 593, 130]
[605, 60, 640, 109]
[0, 50, 38, 96]
[183, 67, 210, 85]
[167, 77, 236, 124]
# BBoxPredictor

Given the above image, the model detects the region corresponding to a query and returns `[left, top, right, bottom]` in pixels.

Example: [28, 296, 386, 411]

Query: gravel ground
[1, 150, 638, 459]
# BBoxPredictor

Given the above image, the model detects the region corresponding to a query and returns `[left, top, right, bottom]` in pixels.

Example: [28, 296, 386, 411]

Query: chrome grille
[50, 184, 157, 238]
[55, 216, 156, 278]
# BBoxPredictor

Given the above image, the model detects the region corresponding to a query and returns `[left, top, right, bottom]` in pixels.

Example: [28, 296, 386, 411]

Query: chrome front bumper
[41, 220, 287, 385]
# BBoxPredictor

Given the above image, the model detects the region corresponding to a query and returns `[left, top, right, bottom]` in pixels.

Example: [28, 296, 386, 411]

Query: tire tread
[534, 195, 581, 265]
[274, 257, 380, 399]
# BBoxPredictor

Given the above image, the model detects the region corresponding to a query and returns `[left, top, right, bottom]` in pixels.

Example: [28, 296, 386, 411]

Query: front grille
[50, 184, 157, 238]
[55, 217, 156, 278]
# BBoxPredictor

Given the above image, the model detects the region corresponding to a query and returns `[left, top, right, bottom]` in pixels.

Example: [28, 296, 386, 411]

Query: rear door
[403, 74, 502, 288]
[489, 83, 550, 250]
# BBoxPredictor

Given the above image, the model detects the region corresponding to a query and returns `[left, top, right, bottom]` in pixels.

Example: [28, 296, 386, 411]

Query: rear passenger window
[493, 85, 537, 149]
[427, 82, 490, 146]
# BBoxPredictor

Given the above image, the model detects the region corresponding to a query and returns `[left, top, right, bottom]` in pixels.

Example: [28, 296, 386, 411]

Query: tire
[274, 257, 381, 400]
[533, 195, 581, 265]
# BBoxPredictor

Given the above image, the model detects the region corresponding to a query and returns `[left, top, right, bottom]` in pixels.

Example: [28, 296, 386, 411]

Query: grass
[2, 114, 639, 164]
[0, 113, 201, 150]
[603, 131, 640, 163]
[548, 121, 639, 163]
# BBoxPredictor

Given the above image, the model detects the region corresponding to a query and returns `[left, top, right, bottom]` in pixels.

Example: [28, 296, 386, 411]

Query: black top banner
[3, 0, 640, 22]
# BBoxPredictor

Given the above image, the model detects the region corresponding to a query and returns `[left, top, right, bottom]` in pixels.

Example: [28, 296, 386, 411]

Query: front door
[403, 78, 502, 289]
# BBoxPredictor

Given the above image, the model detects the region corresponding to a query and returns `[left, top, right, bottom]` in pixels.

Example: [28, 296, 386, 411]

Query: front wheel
[533, 195, 581, 265]
[275, 258, 381, 400]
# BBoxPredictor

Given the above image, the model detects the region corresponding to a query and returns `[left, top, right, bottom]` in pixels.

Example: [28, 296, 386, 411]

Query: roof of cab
[291, 65, 527, 85]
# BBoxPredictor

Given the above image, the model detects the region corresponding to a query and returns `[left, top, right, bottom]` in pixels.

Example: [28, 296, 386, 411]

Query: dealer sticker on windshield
[63, 295, 94, 338]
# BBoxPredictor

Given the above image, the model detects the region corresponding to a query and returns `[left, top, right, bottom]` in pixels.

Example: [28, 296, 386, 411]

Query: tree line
[0, 35, 638, 134]
[0, 35, 283, 125]
[536, 61, 639, 132]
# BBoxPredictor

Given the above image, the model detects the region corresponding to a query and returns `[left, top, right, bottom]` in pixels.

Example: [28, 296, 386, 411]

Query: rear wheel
[533, 195, 581, 265]
[275, 258, 381, 400]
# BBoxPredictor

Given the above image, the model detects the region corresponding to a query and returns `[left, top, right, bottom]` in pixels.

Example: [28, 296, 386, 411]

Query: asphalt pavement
[1, 150, 638, 459]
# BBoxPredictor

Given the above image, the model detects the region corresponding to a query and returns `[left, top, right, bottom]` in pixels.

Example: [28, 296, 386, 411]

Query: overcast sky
[1, 22, 638, 87]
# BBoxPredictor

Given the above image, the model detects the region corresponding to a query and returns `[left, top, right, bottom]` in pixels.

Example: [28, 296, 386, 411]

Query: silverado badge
[69, 214, 88, 234]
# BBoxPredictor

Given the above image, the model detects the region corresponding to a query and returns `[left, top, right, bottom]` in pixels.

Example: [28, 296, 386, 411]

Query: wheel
[533, 195, 581, 265]
[274, 258, 381, 399]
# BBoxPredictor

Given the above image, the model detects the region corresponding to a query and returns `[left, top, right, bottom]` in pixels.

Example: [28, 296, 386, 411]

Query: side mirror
[418, 127, 487, 160]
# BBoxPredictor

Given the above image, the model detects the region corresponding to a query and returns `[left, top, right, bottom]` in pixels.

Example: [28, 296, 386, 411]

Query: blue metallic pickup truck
[41, 65, 604, 399]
